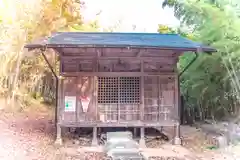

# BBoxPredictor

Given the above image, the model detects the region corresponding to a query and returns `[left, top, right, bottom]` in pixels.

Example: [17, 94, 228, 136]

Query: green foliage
[157, 24, 176, 34]
[161, 0, 240, 120]
[70, 20, 100, 32]
[158, 24, 194, 40]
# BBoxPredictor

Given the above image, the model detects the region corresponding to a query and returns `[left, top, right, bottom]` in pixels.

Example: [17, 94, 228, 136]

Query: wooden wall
[58, 47, 181, 126]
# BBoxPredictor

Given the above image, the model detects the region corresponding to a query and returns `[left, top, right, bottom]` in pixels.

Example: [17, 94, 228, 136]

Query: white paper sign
[64, 96, 76, 112]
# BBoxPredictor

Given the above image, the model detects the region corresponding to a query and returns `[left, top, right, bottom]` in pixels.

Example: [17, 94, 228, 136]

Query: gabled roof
[25, 32, 216, 53]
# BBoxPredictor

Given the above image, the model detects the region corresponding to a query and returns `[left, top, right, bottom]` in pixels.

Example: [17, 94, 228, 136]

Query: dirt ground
[0, 103, 238, 160]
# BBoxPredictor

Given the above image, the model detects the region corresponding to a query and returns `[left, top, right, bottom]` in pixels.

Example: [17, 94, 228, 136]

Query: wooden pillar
[92, 127, 98, 146]
[139, 61, 146, 147]
[94, 57, 99, 122]
[140, 60, 144, 121]
[173, 74, 181, 145]
[92, 58, 99, 146]
[173, 123, 181, 145]
[118, 77, 120, 121]
[133, 128, 138, 138]
[139, 127, 146, 148]
[55, 76, 63, 146]
[94, 76, 98, 121]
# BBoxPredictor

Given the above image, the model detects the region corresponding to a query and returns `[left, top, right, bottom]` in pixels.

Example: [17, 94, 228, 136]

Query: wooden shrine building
[24, 32, 216, 146]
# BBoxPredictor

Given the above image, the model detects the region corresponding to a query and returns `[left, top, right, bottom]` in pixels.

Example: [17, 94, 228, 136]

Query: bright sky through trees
[82, 0, 180, 32]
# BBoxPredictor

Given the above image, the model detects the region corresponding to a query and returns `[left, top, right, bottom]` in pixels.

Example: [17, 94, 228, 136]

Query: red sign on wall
[80, 96, 90, 113]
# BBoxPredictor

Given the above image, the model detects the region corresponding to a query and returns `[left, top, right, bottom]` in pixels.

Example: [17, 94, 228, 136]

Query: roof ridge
[54, 32, 179, 36]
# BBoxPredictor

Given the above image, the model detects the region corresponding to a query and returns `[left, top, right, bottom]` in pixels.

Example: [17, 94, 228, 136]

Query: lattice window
[98, 77, 140, 104]
[98, 77, 118, 104]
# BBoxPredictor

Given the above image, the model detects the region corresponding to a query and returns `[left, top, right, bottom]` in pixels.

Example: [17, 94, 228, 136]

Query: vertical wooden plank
[75, 77, 79, 124]
[55, 75, 63, 145]
[94, 76, 98, 121]
[58, 53, 63, 125]
[60, 54, 64, 74]
[58, 75, 65, 124]
[118, 77, 120, 122]
[95, 56, 99, 122]
[140, 60, 144, 121]
[174, 73, 180, 121]
[157, 76, 160, 121]
[57, 77, 61, 124]
[62, 77, 77, 123]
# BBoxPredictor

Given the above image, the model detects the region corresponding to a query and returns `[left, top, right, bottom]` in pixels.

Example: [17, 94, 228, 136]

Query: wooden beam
[62, 56, 177, 61]
[61, 52, 176, 58]
[60, 72, 175, 77]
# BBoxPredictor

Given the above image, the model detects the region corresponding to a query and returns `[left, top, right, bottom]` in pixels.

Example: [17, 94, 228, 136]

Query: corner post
[173, 47, 201, 145]
[55, 75, 63, 146]
[139, 60, 146, 147]
[40, 49, 63, 145]
[173, 74, 181, 145]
